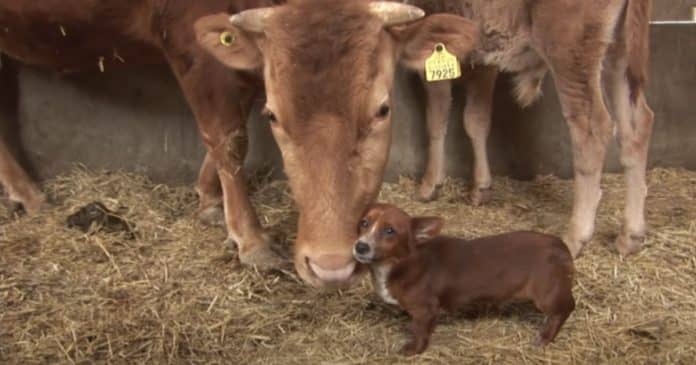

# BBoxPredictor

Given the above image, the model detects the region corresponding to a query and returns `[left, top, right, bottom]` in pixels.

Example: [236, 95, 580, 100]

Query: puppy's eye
[262, 108, 277, 123]
[359, 219, 370, 229]
[384, 227, 396, 235]
[375, 103, 390, 119]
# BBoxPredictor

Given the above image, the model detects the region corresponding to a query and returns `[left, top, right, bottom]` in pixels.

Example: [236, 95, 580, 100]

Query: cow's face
[195, 0, 478, 288]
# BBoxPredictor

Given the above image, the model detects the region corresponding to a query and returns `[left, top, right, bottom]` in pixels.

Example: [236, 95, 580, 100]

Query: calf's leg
[536, 33, 613, 257]
[417, 79, 451, 202]
[604, 51, 654, 256]
[463, 66, 497, 205]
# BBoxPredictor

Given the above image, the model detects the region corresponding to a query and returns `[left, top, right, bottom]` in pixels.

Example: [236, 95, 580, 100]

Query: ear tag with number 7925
[424, 43, 461, 82]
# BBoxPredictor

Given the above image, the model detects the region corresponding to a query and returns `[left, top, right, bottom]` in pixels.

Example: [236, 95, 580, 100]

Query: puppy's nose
[355, 241, 371, 255]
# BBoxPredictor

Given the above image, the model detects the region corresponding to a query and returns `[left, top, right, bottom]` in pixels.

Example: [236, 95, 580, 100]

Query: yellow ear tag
[424, 43, 461, 82]
[219, 31, 235, 47]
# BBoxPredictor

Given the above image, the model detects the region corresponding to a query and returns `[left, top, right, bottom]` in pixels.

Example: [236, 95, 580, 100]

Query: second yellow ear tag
[424, 43, 461, 82]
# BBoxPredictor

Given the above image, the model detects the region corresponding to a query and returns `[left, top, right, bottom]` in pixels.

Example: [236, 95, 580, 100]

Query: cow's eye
[384, 227, 396, 235]
[375, 103, 390, 119]
[262, 108, 277, 123]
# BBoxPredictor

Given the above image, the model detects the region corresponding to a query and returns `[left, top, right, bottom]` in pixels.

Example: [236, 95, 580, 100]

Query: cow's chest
[371, 265, 399, 306]
[468, 0, 543, 73]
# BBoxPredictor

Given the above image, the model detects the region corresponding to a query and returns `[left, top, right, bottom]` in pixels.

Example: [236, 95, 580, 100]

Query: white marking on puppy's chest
[372, 264, 398, 305]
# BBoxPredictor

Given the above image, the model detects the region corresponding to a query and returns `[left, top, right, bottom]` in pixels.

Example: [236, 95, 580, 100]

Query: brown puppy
[354, 203, 575, 355]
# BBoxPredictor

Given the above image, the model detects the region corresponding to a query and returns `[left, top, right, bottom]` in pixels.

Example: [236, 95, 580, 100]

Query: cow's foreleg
[463, 66, 497, 206]
[169, 53, 284, 268]
[210, 127, 284, 267]
[195, 151, 224, 226]
[0, 141, 45, 214]
[605, 55, 654, 257]
[417, 79, 452, 202]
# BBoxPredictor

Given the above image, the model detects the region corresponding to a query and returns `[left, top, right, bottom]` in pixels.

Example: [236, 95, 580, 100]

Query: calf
[354, 203, 575, 355]
[407, 0, 655, 258]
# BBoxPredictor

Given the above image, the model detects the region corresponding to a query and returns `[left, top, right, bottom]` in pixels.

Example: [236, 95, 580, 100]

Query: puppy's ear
[411, 217, 444, 244]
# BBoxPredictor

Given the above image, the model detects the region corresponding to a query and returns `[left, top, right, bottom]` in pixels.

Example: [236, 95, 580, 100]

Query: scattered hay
[1, 167, 694, 364]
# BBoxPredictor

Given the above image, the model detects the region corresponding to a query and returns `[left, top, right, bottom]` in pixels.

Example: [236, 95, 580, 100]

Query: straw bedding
[1, 167, 694, 364]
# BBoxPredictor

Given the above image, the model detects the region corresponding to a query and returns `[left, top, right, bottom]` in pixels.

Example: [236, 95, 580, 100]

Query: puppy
[354, 203, 575, 355]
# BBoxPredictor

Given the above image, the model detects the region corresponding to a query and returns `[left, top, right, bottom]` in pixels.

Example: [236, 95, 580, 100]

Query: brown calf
[355, 204, 575, 355]
[408, 0, 655, 258]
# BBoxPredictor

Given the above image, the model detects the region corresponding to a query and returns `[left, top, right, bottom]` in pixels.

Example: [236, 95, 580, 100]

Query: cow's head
[195, 0, 478, 287]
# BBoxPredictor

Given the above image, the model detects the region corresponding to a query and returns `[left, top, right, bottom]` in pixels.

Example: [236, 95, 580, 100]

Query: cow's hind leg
[604, 51, 654, 257]
[541, 39, 614, 257]
[0, 141, 45, 214]
[417, 79, 451, 202]
[196, 151, 224, 226]
[463, 66, 497, 205]
[0, 57, 45, 214]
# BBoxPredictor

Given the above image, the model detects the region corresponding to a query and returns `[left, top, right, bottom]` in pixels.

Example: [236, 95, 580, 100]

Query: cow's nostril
[355, 241, 371, 255]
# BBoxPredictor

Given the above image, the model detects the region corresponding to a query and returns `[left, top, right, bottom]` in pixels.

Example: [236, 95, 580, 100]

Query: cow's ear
[411, 216, 444, 244]
[390, 14, 479, 71]
[194, 13, 263, 71]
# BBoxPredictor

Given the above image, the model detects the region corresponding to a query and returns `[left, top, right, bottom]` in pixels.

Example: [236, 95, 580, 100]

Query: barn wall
[653, 0, 696, 21]
[6, 23, 696, 185]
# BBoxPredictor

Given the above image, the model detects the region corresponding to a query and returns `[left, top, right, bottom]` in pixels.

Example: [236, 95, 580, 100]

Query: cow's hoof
[8, 193, 48, 217]
[470, 187, 492, 206]
[240, 244, 287, 268]
[615, 233, 645, 257]
[198, 206, 225, 227]
[416, 183, 440, 202]
[229, 233, 288, 268]
[561, 234, 587, 259]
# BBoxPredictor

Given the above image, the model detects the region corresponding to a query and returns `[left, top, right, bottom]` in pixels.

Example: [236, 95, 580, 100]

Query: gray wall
[653, 0, 696, 21]
[4, 24, 696, 185]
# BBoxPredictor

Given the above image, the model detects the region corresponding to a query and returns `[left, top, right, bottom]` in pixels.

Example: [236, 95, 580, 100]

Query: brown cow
[194, 0, 481, 286]
[0, 0, 480, 287]
[409, 0, 654, 258]
[0, 0, 289, 267]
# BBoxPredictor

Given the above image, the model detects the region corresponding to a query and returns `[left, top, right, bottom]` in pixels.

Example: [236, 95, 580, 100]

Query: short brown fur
[356, 204, 575, 355]
[410, 0, 655, 259]
[0, 0, 291, 267]
[195, 0, 480, 286]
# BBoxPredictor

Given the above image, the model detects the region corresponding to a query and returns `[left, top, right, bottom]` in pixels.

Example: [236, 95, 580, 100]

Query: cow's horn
[229, 8, 275, 33]
[369, 2, 425, 26]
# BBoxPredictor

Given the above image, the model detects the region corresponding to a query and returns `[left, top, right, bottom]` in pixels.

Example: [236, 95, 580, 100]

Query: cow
[194, 0, 480, 286]
[0, 0, 287, 266]
[408, 0, 654, 258]
[0, 0, 480, 287]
